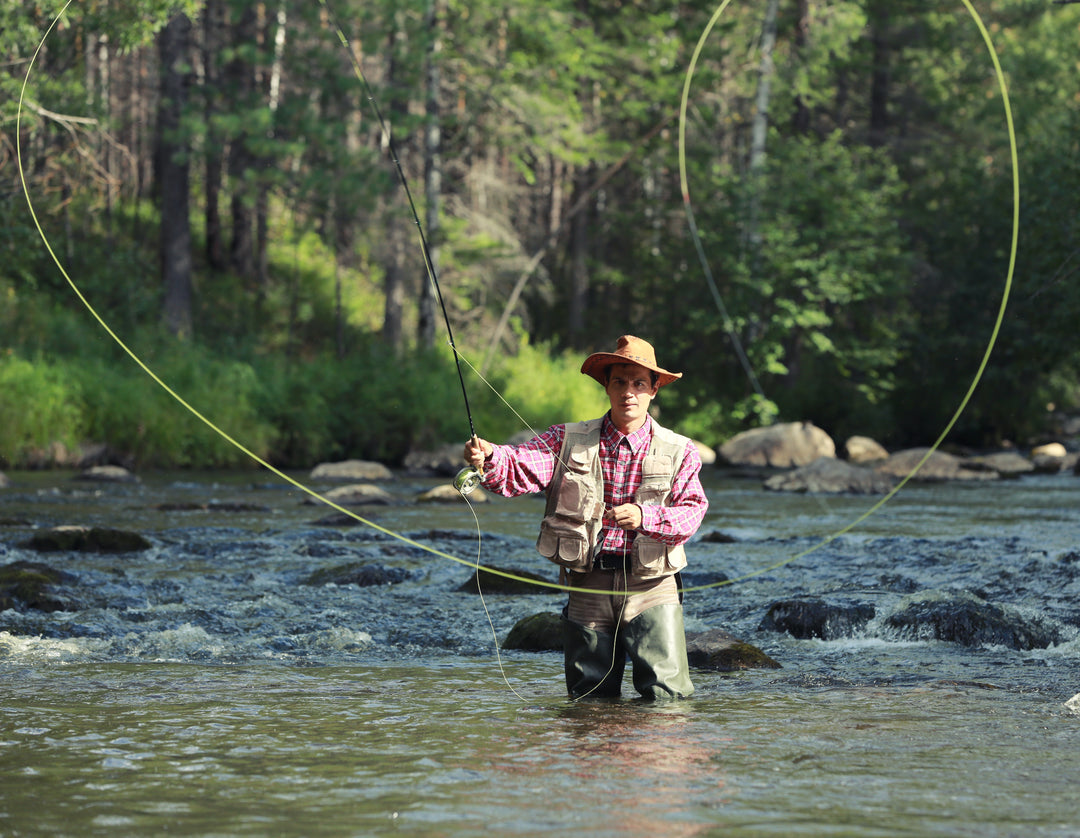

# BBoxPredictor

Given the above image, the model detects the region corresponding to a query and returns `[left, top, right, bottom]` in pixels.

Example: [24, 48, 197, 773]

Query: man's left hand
[604, 503, 642, 531]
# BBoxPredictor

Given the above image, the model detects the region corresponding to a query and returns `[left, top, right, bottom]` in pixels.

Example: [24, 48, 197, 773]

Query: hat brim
[580, 353, 682, 388]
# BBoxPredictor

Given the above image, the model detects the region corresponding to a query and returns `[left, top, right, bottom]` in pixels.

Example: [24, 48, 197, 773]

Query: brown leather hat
[580, 335, 682, 387]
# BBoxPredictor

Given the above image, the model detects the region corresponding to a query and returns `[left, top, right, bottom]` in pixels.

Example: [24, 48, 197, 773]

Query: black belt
[593, 552, 630, 571]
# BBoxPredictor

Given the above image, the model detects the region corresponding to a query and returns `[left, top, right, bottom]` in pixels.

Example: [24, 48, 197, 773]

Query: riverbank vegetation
[2, 0, 1078, 469]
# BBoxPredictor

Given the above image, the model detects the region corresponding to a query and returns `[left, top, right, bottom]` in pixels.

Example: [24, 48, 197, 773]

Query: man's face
[605, 363, 659, 431]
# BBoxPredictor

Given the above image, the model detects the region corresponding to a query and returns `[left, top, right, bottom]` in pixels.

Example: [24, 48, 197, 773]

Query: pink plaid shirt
[479, 414, 708, 554]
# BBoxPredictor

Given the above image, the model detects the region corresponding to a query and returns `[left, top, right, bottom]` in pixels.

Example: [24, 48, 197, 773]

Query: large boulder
[966, 451, 1035, 477]
[844, 435, 889, 464]
[759, 597, 876, 639]
[310, 460, 393, 481]
[875, 448, 997, 482]
[884, 590, 1062, 650]
[403, 444, 467, 477]
[1031, 443, 1067, 474]
[0, 471, 10, 489]
[763, 457, 897, 494]
[685, 629, 781, 671]
[718, 421, 835, 468]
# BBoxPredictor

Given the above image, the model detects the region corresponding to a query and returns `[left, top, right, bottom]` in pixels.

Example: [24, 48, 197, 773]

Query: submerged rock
[503, 612, 564, 651]
[456, 565, 557, 595]
[304, 562, 417, 587]
[764, 457, 897, 494]
[0, 560, 81, 612]
[759, 598, 876, 640]
[686, 629, 781, 671]
[500, 615, 781, 671]
[22, 526, 152, 553]
[884, 590, 1062, 650]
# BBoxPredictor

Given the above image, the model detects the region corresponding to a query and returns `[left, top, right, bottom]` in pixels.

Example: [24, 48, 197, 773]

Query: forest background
[1, 0, 1078, 470]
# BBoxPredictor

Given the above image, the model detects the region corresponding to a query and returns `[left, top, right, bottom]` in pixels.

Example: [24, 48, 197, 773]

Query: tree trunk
[791, 0, 811, 135]
[202, 0, 226, 271]
[158, 13, 194, 338]
[418, 0, 442, 349]
[255, 0, 288, 301]
[745, 0, 779, 272]
[382, 16, 410, 352]
[567, 164, 592, 343]
[868, 4, 890, 148]
[227, 2, 258, 282]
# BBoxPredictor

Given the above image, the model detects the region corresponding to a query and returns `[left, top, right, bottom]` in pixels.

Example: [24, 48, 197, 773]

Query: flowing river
[1, 467, 1079, 836]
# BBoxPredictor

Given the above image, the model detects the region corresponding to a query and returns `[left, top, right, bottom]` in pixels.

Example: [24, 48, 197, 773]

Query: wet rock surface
[763, 457, 898, 494]
[760, 597, 876, 640]
[21, 526, 152, 553]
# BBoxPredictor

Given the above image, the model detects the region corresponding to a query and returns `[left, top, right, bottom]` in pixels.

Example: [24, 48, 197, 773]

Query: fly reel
[454, 466, 482, 495]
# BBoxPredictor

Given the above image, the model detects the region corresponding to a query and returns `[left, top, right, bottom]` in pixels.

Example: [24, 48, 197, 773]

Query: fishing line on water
[673, 0, 1020, 594]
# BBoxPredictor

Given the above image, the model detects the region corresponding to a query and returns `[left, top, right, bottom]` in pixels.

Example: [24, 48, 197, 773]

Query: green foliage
[75, 346, 276, 469]
[0, 353, 84, 467]
[2, 0, 1078, 462]
[476, 341, 609, 442]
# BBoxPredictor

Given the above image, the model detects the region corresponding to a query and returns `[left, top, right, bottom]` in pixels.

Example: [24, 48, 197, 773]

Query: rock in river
[719, 421, 836, 468]
[0, 560, 81, 612]
[502, 613, 782, 672]
[759, 597, 876, 639]
[21, 526, 152, 553]
[310, 460, 394, 481]
[301, 484, 394, 506]
[884, 590, 1062, 650]
[764, 457, 898, 494]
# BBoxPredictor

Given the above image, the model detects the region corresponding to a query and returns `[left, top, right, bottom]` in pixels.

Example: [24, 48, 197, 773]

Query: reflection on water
[2, 662, 1079, 837]
[2, 468, 1080, 835]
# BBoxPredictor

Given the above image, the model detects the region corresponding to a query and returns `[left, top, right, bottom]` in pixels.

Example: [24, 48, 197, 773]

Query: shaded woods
[2, 0, 1078, 469]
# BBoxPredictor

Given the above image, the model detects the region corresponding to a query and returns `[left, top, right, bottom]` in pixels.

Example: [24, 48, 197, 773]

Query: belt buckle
[595, 552, 624, 571]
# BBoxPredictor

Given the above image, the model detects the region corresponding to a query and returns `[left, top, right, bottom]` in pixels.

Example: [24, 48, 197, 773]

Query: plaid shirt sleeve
[637, 439, 708, 546]
[478, 425, 565, 497]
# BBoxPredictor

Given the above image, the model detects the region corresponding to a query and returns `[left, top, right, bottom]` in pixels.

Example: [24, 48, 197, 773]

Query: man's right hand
[463, 436, 493, 471]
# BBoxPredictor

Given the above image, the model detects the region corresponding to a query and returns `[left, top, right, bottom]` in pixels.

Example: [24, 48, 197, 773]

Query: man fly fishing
[463, 335, 708, 699]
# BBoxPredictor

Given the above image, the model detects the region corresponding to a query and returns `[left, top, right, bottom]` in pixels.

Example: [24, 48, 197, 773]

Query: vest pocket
[537, 516, 591, 571]
[631, 536, 687, 577]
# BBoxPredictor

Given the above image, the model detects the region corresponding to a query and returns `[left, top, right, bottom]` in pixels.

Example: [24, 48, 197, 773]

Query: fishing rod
[318, 0, 482, 494]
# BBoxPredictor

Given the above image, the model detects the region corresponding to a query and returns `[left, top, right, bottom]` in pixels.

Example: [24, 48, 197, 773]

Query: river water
[1, 467, 1079, 836]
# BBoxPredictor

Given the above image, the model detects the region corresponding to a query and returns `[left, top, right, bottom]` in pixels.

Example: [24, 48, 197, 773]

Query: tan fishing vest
[536, 418, 690, 578]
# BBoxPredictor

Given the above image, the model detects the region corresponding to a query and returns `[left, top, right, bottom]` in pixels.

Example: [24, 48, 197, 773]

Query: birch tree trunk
[745, 0, 779, 271]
